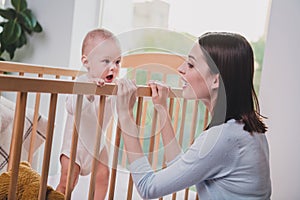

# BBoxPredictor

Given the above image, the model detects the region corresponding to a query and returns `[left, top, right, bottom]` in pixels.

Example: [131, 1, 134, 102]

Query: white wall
[14, 0, 75, 67]
[9, 0, 101, 174]
[68, 0, 101, 68]
[259, 0, 300, 199]
[101, 0, 133, 35]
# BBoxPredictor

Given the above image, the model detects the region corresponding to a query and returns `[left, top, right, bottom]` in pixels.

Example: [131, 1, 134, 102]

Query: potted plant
[0, 0, 42, 60]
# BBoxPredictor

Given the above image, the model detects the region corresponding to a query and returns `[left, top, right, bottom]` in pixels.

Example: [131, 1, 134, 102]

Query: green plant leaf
[15, 31, 27, 48]
[5, 43, 17, 59]
[0, 45, 4, 55]
[33, 21, 42, 32]
[12, 0, 27, 12]
[0, 8, 17, 20]
[23, 26, 32, 34]
[22, 9, 37, 28]
[17, 12, 33, 30]
[0, 22, 6, 27]
[0, 33, 5, 50]
[2, 20, 21, 45]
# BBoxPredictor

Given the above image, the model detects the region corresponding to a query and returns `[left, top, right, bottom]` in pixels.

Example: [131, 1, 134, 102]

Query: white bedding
[0, 96, 48, 173]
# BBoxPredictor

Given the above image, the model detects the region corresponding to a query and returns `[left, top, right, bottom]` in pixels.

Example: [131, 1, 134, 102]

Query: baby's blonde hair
[81, 28, 116, 56]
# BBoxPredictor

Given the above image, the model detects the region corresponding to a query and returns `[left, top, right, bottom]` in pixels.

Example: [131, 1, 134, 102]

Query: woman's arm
[148, 81, 182, 163]
[116, 79, 144, 163]
[116, 79, 235, 199]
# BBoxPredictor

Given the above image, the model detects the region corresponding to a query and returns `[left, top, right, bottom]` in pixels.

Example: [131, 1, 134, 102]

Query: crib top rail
[0, 74, 182, 98]
[0, 61, 83, 77]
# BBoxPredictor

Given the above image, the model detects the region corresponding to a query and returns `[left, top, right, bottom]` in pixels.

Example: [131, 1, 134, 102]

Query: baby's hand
[92, 78, 105, 87]
[85, 78, 105, 102]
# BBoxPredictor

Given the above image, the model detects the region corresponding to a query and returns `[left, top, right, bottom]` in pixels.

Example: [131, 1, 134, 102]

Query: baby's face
[84, 39, 121, 83]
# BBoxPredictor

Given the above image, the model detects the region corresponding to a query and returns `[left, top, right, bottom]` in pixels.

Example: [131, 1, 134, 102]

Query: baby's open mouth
[105, 74, 114, 82]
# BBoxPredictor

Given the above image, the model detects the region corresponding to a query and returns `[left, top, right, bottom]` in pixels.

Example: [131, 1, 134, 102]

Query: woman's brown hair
[199, 32, 267, 133]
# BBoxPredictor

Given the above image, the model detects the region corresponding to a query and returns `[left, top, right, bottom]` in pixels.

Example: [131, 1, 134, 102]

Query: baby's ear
[81, 55, 89, 70]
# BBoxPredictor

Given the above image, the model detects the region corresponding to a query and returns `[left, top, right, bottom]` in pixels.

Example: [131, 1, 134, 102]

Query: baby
[56, 28, 121, 199]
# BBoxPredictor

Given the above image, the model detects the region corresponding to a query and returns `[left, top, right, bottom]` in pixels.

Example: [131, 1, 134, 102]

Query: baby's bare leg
[56, 154, 80, 194]
[94, 148, 110, 200]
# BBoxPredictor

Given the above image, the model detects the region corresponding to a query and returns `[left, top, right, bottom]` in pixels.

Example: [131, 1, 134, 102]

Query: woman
[116, 32, 271, 199]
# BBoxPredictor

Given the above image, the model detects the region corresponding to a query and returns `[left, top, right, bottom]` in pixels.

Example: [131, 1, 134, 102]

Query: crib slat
[38, 93, 58, 200]
[108, 125, 122, 200]
[28, 93, 41, 163]
[7, 93, 20, 171]
[152, 122, 161, 169]
[148, 109, 158, 164]
[127, 97, 143, 200]
[28, 73, 43, 163]
[173, 99, 180, 134]
[8, 92, 28, 200]
[88, 95, 106, 200]
[139, 100, 149, 147]
[65, 95, 83, 200]
[178, 99, 187, 145]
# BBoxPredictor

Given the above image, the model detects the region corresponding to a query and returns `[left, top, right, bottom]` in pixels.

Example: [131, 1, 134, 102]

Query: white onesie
[60, 75, 115, 175]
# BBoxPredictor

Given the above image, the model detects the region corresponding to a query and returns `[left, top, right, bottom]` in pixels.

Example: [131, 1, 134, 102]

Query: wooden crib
[0, 53, 208, 200]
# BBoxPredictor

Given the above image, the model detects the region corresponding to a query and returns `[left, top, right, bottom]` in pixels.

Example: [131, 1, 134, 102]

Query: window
[100, 0, 271, 93]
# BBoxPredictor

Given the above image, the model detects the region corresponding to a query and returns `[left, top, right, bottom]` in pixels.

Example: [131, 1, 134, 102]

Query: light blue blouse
[129, 119, 271, 199]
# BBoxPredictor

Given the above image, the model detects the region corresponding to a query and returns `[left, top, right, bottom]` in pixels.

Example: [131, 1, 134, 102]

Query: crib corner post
[8, 92, 28, 200]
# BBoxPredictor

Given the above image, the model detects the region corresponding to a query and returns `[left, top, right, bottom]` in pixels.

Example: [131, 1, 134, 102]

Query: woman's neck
[203, 90, 218, 115]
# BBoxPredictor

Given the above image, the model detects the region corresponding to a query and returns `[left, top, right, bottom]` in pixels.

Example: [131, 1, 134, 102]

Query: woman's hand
[148, 80, 170, 110]
[116, 79, 137, 118]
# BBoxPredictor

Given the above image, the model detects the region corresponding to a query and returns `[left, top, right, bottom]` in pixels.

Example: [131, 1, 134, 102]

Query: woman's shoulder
[203, 119, 241, 136]
[190, 120, 243, 165]
[197, 120, 245, 151]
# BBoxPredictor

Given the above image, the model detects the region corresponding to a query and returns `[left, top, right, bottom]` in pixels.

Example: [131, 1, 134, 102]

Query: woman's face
[178, 43, 219, 104]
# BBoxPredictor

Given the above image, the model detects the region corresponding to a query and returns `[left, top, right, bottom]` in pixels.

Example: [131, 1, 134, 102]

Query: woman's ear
[81, 55, 89, 70]
[211, 74, 220, 90]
